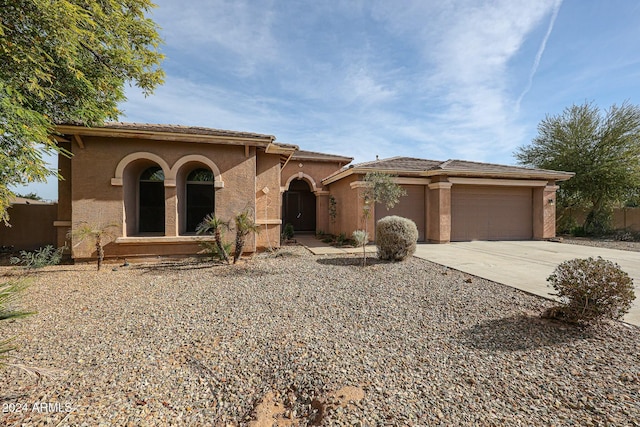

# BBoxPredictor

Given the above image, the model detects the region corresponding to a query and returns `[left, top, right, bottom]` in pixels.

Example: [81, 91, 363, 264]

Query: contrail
[516, 0, 563, 111]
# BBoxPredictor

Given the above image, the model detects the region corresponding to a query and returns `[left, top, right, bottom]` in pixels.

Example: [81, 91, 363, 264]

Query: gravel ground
[1, 247, 639, 426]
[561, 237, 640, 253]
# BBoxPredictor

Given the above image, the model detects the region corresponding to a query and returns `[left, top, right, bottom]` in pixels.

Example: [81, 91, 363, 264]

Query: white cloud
[153, 0, 280, 76]
[517, 0, 563, 110]
[370, 0, 559, 160]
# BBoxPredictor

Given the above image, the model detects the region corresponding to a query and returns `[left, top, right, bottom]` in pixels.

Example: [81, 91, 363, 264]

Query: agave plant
[233, 209, 260, 264]
[196, 214, 231, 264]
[71, 222, 118, 270]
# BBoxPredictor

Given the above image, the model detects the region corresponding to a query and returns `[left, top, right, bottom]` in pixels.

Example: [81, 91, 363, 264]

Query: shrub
[545, 257, 635, 324]
[376, 216, 418, 261]
[10, 245, 63, 269]
[336, 232, 348, 246]
[199, 241, 233, 262]
[282, 223, 294, 240]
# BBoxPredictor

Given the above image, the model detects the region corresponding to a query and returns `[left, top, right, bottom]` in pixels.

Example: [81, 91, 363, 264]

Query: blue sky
[17, 0, 640, 200]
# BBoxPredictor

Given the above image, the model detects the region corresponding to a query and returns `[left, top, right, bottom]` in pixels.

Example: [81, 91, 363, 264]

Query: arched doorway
[283, 179, 316, 233]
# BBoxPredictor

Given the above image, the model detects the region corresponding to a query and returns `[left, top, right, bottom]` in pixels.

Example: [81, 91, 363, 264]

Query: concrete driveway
[414, 241, 640, 326]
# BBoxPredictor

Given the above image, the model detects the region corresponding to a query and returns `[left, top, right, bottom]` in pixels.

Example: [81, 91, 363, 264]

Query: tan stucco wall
[68, 136, 274, 259]
[256, 151, 282, 249]
[56, 141, 73, 250]
[533, 184, 558, 239]
[325, 174, 374, 238]
[0, 204, 58, 251]
[427, 180, 452, 243]
[282, 161, 344, 192]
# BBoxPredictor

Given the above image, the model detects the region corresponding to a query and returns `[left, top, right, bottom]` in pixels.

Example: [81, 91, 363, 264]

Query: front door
[283, 179, 316, 232]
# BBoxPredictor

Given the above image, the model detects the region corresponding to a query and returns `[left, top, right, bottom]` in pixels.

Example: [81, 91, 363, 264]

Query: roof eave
[422, 169, 575, 181]
[321, 167, 425, 185]
[55, 124, 276, 147]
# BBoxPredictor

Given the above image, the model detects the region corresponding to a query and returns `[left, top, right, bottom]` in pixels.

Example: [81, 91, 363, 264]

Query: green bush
[336, 232, 348, 246]
[10, 245, 63, 269]
[376, 216, 418, 261]
[282, 223, 294, 240]
[199, 241, 233, 262]
[546, 257, 635, 324]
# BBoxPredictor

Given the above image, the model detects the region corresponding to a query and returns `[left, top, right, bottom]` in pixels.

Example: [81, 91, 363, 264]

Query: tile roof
[350, 156, 443, 171]
[101, 122, 276, 140]
[322, 156, 574, 184]
[432, 159, 573, 176]
[292, 149, 353, 163]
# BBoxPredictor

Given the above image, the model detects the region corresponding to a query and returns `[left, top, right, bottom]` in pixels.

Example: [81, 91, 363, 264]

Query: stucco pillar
[165, 185, 178, 237]
[427, 181, 452, 243]
[315, 190, 330, 234]
[533, 184, 559, 239]
[56, 141, 73, 250]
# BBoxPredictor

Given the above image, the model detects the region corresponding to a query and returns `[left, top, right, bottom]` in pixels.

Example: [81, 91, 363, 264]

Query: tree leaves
[516, 102, 640, 233]
[0, 0, 164, 223]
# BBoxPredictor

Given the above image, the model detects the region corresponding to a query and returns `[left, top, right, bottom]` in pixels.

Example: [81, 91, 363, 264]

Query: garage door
[375, 185, 426, 241]
[451, 185, 533, 241]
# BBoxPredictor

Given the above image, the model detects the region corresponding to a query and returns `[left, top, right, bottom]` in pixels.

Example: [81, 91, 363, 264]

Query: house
[3, 122, 573, 260]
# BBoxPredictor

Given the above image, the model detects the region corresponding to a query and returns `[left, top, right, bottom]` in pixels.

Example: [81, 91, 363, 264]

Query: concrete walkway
[414, 241, 640, 326]
[295, 234, 377, 255]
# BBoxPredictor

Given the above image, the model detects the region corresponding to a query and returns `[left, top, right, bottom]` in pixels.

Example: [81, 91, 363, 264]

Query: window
[186, 168, 214, 232]
[139, 166, 165, 233]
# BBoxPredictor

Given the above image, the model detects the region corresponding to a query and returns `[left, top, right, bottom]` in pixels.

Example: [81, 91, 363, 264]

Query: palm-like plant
[1, 280, 34, 369]
[71, 222, 118, 270]
[233, 209, 260, 264]
[196, 214, 231, 264]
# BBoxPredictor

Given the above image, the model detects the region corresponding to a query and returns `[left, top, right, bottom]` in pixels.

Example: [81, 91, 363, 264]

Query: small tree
[71, 222, 118, 270]
[360, 171, 407, 241]
[1, 280, 34, 369]
[197, 214, 231, 264]
[516, 102, 640, 234]
[352, 230, 369, 266]
[233, 209, 260, 264]
[0, 0, 164, 225]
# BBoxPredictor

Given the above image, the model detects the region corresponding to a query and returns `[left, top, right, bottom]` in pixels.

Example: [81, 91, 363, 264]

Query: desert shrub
[10, 245, 63, 269]
[199, 241, 233, 262]
[376, 216, 418, 261]
[336, 232, 348, 246]
[545, 257, 635, 324]
[282, 223, 294, 240]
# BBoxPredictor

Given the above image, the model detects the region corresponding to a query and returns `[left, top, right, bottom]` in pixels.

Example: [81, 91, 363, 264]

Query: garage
[451, 185, 533, 241]
[375, 184, 426, 241]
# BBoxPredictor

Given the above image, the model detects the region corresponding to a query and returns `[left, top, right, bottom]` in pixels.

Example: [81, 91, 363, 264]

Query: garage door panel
[452, 186, 532, 241]
[376, 185, 425, 241]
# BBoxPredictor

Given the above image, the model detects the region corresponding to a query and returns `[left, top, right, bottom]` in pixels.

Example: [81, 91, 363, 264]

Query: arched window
[186, 168, 214, 232]
[139, 166, 165, 233]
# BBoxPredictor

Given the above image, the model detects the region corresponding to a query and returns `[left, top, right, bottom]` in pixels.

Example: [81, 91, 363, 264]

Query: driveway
[414, 241, 640, 326]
